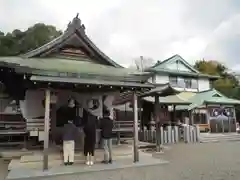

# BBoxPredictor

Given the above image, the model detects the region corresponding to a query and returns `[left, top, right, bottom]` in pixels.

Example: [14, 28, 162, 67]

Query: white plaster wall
[18, 90, 116, 120]
[198, 78, 210, 91]
[155, 74, 169, 84]
[184, 88, 198, 92]
[154, 74, 198, 92]
[147, 77, 153, 83]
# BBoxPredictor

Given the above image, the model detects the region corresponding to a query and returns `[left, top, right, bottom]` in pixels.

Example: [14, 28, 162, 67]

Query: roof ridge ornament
[66, 13, 85, 33]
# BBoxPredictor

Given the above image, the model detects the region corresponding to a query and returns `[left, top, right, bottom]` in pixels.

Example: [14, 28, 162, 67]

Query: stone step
[200, 135, 240, 143]
[8, 153, 135, 171]
[20, 148, 133, 163]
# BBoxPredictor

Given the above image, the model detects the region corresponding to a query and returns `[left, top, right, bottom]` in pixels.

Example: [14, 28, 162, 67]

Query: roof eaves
[30, 75, 154, 88]
[78, 29, 122, 68]
[21, 31, 71, 58]
[150, 54, 179, 68]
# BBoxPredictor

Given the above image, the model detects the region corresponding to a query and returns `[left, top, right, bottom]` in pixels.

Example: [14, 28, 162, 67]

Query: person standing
[82, 110, 98, 165]
[100, 109, 113, 164]
[63, 120, 78, 166]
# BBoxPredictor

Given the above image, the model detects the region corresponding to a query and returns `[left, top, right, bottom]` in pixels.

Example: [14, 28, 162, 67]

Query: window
[184, 78, 192, 88]
[169, 76, 178, 86]
[178, 77, 185, 88]
[191, 79, 198, 89]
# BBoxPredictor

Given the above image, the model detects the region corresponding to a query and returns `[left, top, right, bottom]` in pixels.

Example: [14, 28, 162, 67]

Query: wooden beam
[133, 92, 139, 162]
[43, 89, 51, 170]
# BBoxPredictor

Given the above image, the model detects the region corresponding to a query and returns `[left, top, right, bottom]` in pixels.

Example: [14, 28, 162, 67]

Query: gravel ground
[152, 142, 240, 180]
[2, 142, 240, 180]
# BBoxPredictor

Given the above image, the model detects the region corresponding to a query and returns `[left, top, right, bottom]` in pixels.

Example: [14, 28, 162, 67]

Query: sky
[1, 0, 240, 69]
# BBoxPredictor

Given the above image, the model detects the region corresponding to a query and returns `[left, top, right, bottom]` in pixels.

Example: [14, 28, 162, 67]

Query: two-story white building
[144, 54, 240, 133]
[146, 54, 217, 92]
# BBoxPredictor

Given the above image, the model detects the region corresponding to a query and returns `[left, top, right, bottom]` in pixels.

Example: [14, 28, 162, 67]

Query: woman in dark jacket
[82, 109, 98, 165]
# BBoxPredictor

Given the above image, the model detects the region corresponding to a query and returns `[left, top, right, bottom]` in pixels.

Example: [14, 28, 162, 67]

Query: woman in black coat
[82, 108, 98, 165]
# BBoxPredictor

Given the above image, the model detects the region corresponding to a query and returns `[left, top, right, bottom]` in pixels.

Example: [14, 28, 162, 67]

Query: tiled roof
[0, 57, 151, 82]
[176, 89, 240, 110]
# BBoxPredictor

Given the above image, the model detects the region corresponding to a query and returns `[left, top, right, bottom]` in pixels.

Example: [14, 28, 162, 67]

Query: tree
[0, 23, 62, 56]
[194, 60, 239, 97]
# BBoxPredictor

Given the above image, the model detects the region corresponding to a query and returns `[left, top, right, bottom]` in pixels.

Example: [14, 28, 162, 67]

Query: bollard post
[167, 126, 172, 144]
[174, 126, 179, 143]
[184, 125, 190, 143]
[192, 126, 196, 143]
[171, 128, 175, 143]
[183, 125, 186, 143]
[156, 128, 161, 152]
[144, 129, 147, 142]
[160, 126, 164, 145]
[196, 125, 200, 142]
[164, 130, 167, 144]
[153, 130, 156, 143]
[189, 126, 193, 143]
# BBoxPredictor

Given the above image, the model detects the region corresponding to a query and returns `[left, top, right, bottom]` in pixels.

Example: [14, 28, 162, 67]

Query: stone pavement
[2, 142, 240, 180]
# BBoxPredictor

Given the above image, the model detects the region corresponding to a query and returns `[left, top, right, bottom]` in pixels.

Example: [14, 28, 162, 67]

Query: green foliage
[194, 60, 239, 97]
[195, 59, 240, 119]
[0, 23, 62, 56]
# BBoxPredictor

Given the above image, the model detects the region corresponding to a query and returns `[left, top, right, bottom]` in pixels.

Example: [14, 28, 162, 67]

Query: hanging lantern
[213, 109, 219, 116]
[50, 92, 58, 104]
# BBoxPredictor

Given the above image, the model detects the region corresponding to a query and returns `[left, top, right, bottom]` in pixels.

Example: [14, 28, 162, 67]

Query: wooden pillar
[233, 106, 237, 132]
[189, 110, 193, 125]
[43, 89, 51, 170]
[173, 105, 176, 122]
[154, 95, 161, 152]
[205, 104, 210, 133]
[133, 92, 139, 162]
[154, 95, 160, 123]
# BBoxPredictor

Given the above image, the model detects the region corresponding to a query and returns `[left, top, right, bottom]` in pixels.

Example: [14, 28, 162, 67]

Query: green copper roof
[146, 54, 219, 79]
[144, 91, 192, 105]
[176, 89, 240, 110]
[151, 54, 199, 73]
[31, 75, 153, 88]
[0, 57, 150, 82]
[140, 84, 179, 97]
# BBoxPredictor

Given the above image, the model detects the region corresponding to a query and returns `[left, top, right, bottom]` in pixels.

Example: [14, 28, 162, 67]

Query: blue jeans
[102, 138, 112, 161]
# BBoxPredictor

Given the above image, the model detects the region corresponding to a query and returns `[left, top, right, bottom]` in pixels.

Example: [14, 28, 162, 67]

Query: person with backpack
[100, 108, 113, 164]
[62, 120, 78, 165]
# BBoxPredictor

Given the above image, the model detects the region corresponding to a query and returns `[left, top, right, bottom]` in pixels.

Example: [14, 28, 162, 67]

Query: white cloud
[1, 0, 240, 68]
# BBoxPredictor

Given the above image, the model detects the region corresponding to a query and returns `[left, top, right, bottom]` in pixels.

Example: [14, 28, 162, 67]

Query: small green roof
[140, 83, 179, 97]
[144, 93, 192, 105]
[176, 89, 240, 110]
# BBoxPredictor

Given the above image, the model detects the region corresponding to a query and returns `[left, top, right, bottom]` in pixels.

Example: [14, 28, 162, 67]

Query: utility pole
[140, 56, 144, 72]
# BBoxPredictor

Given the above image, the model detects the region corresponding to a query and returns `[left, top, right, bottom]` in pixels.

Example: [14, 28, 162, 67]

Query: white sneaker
[85, 154, 90, 165]
[90, 156, 94, 165]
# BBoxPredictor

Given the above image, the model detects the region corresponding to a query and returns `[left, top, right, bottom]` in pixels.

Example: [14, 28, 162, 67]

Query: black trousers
[83, 131, 96, 156]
